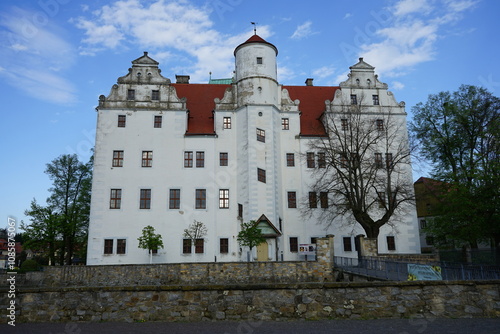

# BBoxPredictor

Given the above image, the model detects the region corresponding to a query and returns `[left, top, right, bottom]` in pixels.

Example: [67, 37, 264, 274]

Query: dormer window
[127, 89, 135, 100]
[256, 57, 263, 64]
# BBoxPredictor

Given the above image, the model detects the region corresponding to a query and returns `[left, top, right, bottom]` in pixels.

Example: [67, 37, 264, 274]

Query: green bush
[20, 259, 41, 272]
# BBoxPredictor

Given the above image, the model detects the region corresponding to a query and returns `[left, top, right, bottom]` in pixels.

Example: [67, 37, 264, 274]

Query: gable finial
[251, 22, 257, 35]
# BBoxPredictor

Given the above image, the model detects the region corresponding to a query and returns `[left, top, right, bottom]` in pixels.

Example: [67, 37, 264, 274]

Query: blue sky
[1, 0, 498, 227]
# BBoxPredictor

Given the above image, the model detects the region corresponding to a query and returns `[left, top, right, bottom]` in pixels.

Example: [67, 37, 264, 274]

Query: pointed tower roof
[234, 34, 278, 55]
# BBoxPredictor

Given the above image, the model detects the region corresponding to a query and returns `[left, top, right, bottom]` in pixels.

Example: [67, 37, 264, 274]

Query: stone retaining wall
[1, 281, 499, 323]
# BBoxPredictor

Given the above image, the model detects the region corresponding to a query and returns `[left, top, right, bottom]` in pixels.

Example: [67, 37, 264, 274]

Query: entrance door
[256, 241, 268, 261]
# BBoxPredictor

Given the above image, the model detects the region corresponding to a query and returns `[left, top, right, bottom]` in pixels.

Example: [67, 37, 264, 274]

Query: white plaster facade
[86, 35, 420, 265]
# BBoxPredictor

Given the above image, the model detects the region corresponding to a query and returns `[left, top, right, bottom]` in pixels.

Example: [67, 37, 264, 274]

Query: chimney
[176, 75, 190, 84]
[305, 78, 314, 86]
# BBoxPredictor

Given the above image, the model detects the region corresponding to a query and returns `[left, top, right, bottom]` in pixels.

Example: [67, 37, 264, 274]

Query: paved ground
[1, 318, 500, 334]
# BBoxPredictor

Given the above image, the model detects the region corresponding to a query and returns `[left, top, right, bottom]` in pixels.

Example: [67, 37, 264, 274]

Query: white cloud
[391, 81, 405, 90]
[312, 66, 336, 80]
[343, 13, 352, 19]
[393, 0, 432, 16]
[290, 21, 316, 40]
[0, 7, 77, 104]
[73, 0, 272, 82]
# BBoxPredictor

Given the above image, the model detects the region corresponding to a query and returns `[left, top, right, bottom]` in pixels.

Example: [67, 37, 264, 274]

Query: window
[196, 151, 205, 168]
[387, 236, 396, 251]
[320, 192, 329, 208]
[377, 191, 386, 208]
[142, 151, 153, 167]
[425, 236, 435, 246]
[127, 89, 135, 100]
[282, 118, 289, 130]
[195, 189, 206, 209]
[350, 94, 357, 105]
[289, 237, 298, 252]
[340, 154, 348, 167]
[256, 57, 263, 64]
[110, 189, 122, 209]
[169, 189, 180, 209]
[238, 203, 243, 218]
[223, 117, 231, 129]
[420, 219, 427, 229]
[140, 189, 151, 209]
[385, 153, 393, 169]
[220, 152, 228, 166]
[372, 95, 380, 105]
[118, 115, 126, 127]
[375, 153, 383, 168]
[195, 239, 204, 253]
[343, 237, 353, 252]
[318, 152, 326, 168]
[309, 192, 317, 208]
[311, 237, 317, 245]
[256, 128, 265, 142]
[152, 90, 160, 101]
[154, 115, 162, 128]
[152, 247, 158, 254]
[220, 238, 229, 253]
[341, 118, 348, 131]
[219, 189, 229, 209]
[287, 191, 297, 208]
[183, 239, 192, 254]
[286, 153, 295, 167]
[184, 151, 193, 168]
[112, 150, 124, 167]
[376, 119, 384, 131]
[257, 168, 266, 183]
[104, 239, 113, 254]
[426, 203, 432, 215]
[307, 152, 315, 168]
[117, 239, 126, 254]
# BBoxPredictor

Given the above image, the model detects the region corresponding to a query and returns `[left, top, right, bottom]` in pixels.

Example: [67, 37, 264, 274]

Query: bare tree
[304, 95, 415, 238]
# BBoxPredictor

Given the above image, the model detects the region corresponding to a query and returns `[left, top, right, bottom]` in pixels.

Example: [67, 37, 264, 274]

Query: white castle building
[86, 34, 420, 265]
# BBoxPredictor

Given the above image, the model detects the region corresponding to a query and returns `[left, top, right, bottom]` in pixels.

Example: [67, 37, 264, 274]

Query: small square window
[152, 90, 160, 101]
[127, 89, 135, 100]
[282, 118, 289, 130]
[341, 118, 348, 131]
[376, 119, 384, 131]
[257, 168, 266, 183]
[256, 57, 263, 64]
[118, 115, 126, 128]
[372, 95, 379, 105]
[154, 115, 162, 128]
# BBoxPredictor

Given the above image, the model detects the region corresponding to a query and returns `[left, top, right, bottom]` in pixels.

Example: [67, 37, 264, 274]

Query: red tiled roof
[283, 86, 339, 136]
[172, 84, 230, 135]
[234, 34, 278, 55]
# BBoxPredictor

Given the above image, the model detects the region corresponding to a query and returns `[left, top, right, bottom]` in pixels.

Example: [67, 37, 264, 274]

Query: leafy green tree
[411, 85, 500, 248]
[137, 225, 164, 264]
[23, 154, 92, 265]
[237, 221, 266, 261]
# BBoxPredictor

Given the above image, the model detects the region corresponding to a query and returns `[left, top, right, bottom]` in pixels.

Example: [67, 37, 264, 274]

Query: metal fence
[334, 256, 500, 281]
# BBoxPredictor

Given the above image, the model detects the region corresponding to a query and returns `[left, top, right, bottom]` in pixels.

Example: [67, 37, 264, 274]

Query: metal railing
[334, 256, 500, 281]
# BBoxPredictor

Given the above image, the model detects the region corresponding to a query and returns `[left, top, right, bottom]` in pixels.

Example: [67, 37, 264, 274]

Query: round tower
[234, 35, 278, 106]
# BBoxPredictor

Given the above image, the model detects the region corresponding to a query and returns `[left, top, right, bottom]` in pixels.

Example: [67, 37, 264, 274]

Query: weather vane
[251, 22, 257, 35]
